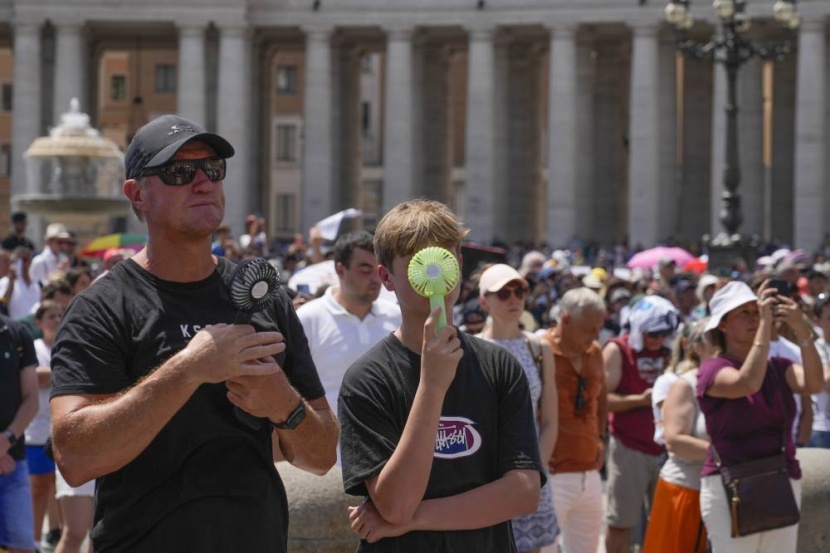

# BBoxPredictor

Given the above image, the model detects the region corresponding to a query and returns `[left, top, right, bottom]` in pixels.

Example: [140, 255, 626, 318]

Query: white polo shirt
[297, 286, 401, 414]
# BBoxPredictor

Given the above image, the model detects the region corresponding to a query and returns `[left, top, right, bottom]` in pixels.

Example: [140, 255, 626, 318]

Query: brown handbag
[711, 408, 800, 538]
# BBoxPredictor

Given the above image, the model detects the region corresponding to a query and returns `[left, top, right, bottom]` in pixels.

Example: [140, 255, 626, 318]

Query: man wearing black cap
[1, 211, 35, 252]
[48, 115, 338, 553]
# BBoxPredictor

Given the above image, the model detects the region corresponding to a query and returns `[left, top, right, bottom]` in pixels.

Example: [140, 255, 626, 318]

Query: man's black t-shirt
[0, 315, 37, 460]
[50, 258, 324, 553]
[339, 332, 545, 552]
[1, 234, 35, 252]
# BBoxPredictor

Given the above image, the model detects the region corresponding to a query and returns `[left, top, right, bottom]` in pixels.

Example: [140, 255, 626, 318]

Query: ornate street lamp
[665, 0, 799, 275]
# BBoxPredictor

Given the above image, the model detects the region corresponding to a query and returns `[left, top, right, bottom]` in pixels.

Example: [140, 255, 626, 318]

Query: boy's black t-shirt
[50, 257, 324, 553]
[0, 315, 37, 460]
[339, 332, 545, 553]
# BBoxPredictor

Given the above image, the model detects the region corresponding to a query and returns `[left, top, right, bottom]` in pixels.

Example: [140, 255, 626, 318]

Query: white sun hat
[703, 280, 758, 333]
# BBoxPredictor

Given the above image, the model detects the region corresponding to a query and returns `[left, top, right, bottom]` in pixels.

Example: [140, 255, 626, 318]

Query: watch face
[278, 401, 306, 430]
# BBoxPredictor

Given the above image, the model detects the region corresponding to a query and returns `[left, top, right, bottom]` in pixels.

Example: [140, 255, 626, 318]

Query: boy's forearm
[369, 385, 446, 525]
[408, 469, 541, 532]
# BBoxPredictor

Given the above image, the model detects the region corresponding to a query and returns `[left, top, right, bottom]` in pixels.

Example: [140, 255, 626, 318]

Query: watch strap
[3, 429, 16, 445]
[272, 400, 306, 430]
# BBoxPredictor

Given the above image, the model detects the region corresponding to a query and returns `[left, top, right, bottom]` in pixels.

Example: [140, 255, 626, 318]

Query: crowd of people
[2, 112, 827, 553]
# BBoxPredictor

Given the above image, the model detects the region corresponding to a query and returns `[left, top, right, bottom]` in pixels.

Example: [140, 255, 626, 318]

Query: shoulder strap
[524, 332, 544, 383]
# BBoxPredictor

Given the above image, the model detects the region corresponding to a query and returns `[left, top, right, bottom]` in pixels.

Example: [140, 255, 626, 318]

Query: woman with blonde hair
[643, 318, 716, 553]
[697, 280, 822, 552]
[478, 263, 559, 553]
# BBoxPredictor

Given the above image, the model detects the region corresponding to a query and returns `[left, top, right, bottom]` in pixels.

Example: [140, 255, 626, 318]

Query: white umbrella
[287, 260, 397, 303]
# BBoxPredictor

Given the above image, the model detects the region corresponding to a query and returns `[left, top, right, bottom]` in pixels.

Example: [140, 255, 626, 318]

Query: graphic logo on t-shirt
[434, 416, 482, 459]
[636, 356, 665, 384]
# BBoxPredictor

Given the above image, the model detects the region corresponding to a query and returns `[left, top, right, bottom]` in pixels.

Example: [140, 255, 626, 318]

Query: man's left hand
[0, 453, 15, 475]
[348, 501, 409, 543]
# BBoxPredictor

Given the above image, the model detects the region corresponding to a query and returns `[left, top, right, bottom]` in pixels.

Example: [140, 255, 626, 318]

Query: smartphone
[296, 284, 311, 295]
[14, 259, 22, 277]
[769, 279, 792, 297]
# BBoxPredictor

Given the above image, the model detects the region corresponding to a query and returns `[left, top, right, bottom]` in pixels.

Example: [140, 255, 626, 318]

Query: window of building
[0, 144, 10, 178]
[275, 194, 296, 233]
[110, 75, 127, 102]
[1, 84, 12, 112]
[155, 64, 176, 94]
[362, 180, 382, 230]
[276, 65, 297, 95]
[361, 102, 371, 134]
[276, 125, 298, 162]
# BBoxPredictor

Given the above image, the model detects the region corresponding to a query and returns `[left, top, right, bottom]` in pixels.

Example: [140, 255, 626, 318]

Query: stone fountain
[17, 98, 127, 217]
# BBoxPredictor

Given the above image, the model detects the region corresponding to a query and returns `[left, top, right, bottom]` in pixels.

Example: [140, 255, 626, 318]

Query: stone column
[11, 22, 42, 198]
[382, 26, 416, 212]
[627, 23, 660, 248]
[302, 27, 334, 233]
[793, 21, 826, 250]
[177, 25, 207, 124]
[216, 26, 252, 238]
[737, 57, 764, 238]
[52, 22, 86, 124]
[463, 27, 497, 243]
[547, 24, 578, 248]
[710, 58, 727, 236]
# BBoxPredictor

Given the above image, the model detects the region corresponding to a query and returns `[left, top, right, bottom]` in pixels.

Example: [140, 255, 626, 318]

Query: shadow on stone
[797, 448, 830, 552]
[278, 461, 362, 553]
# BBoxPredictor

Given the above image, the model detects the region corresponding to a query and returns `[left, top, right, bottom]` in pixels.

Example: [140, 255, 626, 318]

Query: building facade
[0, 0, 827, 251]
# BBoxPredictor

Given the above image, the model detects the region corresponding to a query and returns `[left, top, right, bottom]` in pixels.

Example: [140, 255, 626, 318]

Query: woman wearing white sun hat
[696, 280, 823, 552]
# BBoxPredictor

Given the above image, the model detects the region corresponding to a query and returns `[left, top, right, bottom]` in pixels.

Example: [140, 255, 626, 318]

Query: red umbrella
[626, 246, 695, 270]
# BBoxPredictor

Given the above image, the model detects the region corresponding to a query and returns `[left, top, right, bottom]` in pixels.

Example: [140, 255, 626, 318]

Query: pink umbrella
[626, 246, 695, 270]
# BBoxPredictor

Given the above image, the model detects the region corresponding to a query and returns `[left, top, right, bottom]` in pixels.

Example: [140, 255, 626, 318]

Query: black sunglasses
[492, 286, 528, 301]
[142, 158, 226, 186]
[646, 330, 673, 339]
[575, 375, 587, 412]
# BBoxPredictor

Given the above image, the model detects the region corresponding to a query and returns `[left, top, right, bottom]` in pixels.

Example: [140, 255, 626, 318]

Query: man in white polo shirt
[297, 231, 401, 424]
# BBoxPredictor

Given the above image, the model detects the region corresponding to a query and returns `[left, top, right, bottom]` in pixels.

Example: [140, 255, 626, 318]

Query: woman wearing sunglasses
[477, 264, 558, 553]
[642, 318, 715, 553]
[697, 280, 822, 552]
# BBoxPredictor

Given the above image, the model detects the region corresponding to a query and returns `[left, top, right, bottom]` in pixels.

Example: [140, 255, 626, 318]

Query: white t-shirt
[651, 372, 679, 445]
[813, 338, 830, 432]
[0, 276, 41, 319]
[296, 286, 402, 415]
[30, 248, 60, 286]
[769, 337, 803, 444]
[24, 339, 52, 446]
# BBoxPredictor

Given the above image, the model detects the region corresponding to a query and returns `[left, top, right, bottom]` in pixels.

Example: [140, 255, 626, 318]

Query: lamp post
[665, 0, 799, 275]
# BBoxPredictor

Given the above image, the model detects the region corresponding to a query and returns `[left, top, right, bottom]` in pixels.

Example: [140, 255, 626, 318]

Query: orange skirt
[643, 477, 706, 553]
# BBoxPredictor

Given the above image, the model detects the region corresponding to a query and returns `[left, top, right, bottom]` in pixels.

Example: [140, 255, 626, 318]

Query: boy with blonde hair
[339, 199, 545, 551]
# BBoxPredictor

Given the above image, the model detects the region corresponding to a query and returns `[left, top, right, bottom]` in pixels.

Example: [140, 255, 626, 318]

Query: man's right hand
[420, 307, 463, 392]
[181, 324, 284, 385]
[0, 453, 15, 475]
[639, 387, 653, 406]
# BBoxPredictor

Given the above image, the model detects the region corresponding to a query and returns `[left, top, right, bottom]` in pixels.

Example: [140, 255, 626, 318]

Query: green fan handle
[430, 294, 447, 332]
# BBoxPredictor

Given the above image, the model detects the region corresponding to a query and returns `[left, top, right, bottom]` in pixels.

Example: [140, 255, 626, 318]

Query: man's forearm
[275, 400, 338, 475]
[52, 351, 200, 486]
[607, 393, 648, 413]
[408, 469, 540, 532]
[8, 388, 38, 439]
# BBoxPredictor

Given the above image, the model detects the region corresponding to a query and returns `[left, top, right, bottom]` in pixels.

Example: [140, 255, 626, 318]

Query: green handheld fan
[407, 246, 461, 333]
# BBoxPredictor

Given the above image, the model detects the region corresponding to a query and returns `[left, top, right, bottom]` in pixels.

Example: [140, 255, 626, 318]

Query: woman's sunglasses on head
[141, 158, 227, 186]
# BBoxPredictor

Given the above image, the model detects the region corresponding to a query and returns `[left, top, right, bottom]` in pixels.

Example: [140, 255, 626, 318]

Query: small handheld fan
[225, 258, 282, 430]
[228, 258, 282, 323]
[407, 247, 461, 333]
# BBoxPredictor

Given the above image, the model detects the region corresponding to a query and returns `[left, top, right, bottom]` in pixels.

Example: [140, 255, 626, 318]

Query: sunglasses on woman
[492, 286, 528, 301]
[575, 375, 587, 412]
[142, 158, 227, 186]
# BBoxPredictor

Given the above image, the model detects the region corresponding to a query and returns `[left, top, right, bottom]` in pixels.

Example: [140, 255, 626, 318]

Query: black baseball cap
[125, 114, 235, 180]
[10, 211, 26, 223]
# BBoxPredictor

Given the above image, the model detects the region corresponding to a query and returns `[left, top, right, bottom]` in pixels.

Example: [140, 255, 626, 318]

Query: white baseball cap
[703, 280, 758, 333]
[479, 264, 526, 298]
